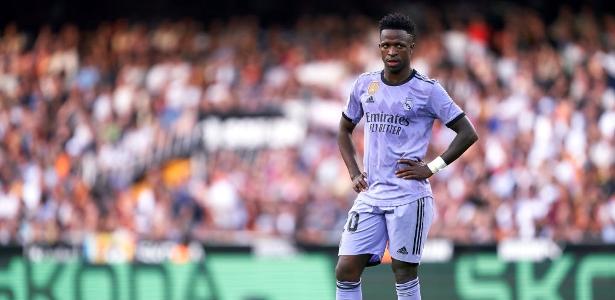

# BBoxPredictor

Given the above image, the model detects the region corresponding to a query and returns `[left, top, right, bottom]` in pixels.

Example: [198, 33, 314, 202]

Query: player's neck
[382, 68, 415, 86]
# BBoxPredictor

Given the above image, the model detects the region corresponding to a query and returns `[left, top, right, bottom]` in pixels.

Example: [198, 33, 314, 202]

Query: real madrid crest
[402, 96, 413, 111]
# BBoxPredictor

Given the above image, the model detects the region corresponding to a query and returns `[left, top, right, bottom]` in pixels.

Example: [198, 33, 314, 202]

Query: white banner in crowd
[201, 116, 307, 150]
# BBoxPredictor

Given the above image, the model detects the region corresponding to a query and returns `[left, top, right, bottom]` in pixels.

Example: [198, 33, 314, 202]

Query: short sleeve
[428, 82, 464, 127]
[342, 78, 364, 124]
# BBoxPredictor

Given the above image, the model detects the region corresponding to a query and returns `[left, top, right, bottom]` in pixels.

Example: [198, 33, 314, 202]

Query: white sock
[336, 280, 362, 300]
[396, 277, 420, 300]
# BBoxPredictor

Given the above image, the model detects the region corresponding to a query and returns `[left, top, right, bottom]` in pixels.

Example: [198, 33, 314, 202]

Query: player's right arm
[338, 115, 367, 193]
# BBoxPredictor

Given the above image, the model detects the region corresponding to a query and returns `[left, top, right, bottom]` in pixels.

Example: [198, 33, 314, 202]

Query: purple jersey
[343, 69, 464, 206]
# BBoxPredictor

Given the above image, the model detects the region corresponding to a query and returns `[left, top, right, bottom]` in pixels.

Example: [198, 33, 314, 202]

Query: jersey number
[347, 212, 359, 232]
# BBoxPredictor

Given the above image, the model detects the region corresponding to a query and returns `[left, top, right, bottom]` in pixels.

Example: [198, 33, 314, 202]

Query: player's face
[379, 29, 414, 73]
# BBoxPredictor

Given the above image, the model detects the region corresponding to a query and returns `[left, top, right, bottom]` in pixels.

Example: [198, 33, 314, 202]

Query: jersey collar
[381, 69, 416, 86]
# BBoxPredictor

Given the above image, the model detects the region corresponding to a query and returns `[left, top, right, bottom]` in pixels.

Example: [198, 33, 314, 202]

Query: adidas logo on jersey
[397, 246, 408, 255]
[366, 96, 375, 103]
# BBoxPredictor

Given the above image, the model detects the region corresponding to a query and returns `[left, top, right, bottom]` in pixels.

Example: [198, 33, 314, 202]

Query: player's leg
[336, 201, 387, 300]
[336, 254, 372, 282]
[391, 259, 418, 282]
[391, 259, 420, 300]
[335, 254, 371, 300]
[385, 197, 434, 300]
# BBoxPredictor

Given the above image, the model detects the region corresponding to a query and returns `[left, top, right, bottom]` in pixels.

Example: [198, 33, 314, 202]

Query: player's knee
[335, 260, 362, 282]
[391, 261, 418, 283]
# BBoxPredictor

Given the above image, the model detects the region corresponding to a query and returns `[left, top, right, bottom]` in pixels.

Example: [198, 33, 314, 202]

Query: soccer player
[335, 13, 479, 300]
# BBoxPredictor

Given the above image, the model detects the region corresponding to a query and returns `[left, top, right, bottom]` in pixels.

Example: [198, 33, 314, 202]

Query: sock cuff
[336, 280, 361, 290]
[396, 277, 419, 287]
[396, 277, 420, 296]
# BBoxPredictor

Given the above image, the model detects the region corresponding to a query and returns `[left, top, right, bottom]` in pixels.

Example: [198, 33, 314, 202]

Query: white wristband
[427, 156, 447, 174]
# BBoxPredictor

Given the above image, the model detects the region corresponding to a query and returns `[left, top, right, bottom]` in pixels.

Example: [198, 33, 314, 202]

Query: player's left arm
[438, 115, 478, 166]
[396, 116, 478, 180]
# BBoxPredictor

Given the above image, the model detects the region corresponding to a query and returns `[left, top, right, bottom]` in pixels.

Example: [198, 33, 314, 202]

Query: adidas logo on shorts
[397, 246, 408, 255]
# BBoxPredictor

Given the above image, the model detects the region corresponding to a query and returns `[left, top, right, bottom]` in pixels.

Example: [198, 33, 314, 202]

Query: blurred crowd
[0, 3, 613, 248]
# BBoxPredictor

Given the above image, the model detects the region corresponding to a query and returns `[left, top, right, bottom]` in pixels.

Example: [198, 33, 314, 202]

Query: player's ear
[410, 43, 416, 49]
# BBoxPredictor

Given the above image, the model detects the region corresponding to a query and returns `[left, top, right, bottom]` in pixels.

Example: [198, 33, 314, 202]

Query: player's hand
[395, 159, 433, 180]
[351, 172, 368, 193]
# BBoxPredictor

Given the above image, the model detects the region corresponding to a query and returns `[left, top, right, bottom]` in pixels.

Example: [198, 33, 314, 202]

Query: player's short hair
[378, 13, 416, 40]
